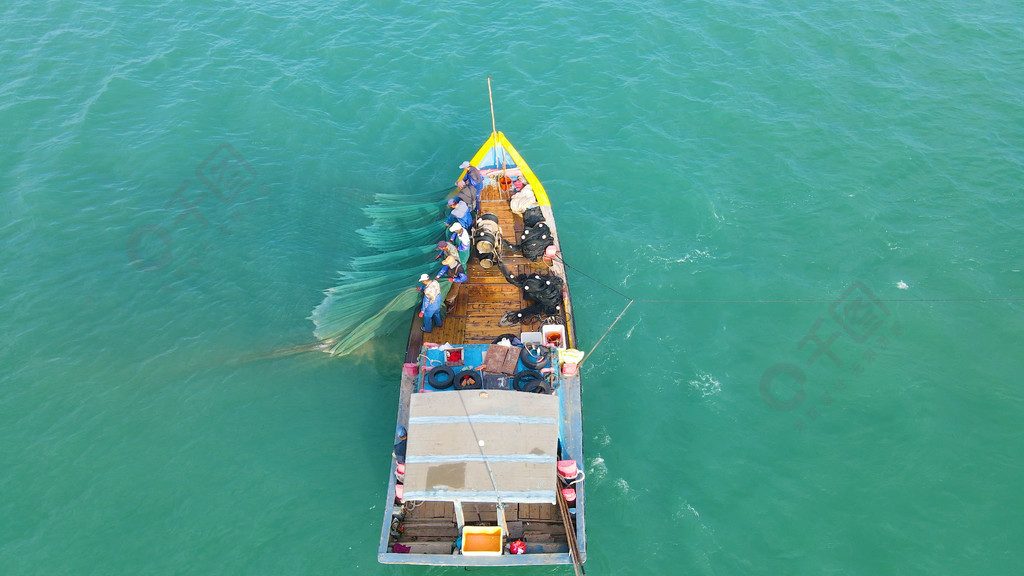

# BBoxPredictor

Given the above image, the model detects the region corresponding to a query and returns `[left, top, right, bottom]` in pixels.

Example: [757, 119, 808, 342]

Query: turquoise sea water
[2, 1, 1022, 574]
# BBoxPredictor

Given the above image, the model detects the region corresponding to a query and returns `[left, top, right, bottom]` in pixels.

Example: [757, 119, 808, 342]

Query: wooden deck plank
[464, 272, 512, 285]
[464, 284, 521, 297]
[437, 308, 466, 344]
[463, 503, 498, 524]
[463, 305, 517, 319]
[519, 503, 554, 520]
[405, 501, 454, 520]
[401, 542, 456, 554]
[505, 504, 520, 522]
[523, 522, 570, 535]
[401, 525, 458, 537]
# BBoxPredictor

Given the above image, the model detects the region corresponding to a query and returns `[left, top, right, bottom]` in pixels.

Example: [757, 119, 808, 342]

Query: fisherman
[448, 222, 471, 268]
[455, 183, 477, 213]
[445, 197, 473, 230]
[449, 222, 471, 252]
[417, 273, 443, 332]
[456, 161, 484, 215]
[436, 254, 467, 312]
[435, 240, 460, 263]
[393, 425, 408, 465]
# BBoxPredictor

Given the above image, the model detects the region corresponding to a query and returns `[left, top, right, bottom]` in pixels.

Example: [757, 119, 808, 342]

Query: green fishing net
[311, 188, 454, 356]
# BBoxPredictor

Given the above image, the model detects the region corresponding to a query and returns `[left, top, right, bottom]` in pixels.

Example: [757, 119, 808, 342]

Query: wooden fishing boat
[377, 93, 586, 571]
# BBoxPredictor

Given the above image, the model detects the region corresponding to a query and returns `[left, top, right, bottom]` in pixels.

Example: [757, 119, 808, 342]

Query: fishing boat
[377, 83, 586, 571]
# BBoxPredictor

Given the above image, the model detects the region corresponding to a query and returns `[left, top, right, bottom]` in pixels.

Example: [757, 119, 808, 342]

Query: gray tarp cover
[402, 389, 558, 503]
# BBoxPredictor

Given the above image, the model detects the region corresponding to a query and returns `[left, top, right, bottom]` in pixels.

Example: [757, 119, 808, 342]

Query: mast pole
[488, 76, 508, 175]
[487, 76, 497, 135]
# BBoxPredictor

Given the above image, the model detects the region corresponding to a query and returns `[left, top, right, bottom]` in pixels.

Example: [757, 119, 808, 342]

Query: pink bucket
[557, 460, 578, 480]
[402, 362, 419, 377]
[561, 363, 579, 376]
[561, 487, 576, 504]
[395, 484, 404, 502]
[543, 244, 557, 264]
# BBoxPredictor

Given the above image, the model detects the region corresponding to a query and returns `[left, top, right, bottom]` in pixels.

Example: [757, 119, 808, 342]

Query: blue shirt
[463, 166, 483, 192]
[446, 200, 473, 229]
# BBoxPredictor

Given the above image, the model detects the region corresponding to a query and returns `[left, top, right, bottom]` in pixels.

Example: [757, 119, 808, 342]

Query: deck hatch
[402, 390, 559, 504]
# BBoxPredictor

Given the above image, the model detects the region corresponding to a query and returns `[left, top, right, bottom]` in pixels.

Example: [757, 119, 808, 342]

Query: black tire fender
[519, 346, 551, 370]
[455, 370, 483, 390]
[513, 369, 549, 393]
[427, 365, 455, 389]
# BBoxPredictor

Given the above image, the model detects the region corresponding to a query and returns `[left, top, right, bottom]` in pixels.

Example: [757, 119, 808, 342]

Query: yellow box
[461, 526, 504, 556]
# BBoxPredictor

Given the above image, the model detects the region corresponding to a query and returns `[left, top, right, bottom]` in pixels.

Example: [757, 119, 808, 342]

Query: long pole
[487, 76, 497, 135]
[487, 76, 507, 174]
[557, 481, 586, 576]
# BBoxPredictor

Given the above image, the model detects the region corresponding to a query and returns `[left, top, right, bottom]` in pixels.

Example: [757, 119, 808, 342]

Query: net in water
[311, 188, 453, 356]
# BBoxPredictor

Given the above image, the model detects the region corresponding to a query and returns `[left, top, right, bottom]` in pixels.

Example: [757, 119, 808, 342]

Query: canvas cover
[402, 389, 558, 504]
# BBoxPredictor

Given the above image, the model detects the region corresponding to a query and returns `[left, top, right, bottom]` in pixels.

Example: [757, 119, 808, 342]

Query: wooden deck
[409, 183, 565, 350]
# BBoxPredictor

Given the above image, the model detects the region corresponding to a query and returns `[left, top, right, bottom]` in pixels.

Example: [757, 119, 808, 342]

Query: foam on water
[588, 456, 608, 482]
[689, 372, 722, 398]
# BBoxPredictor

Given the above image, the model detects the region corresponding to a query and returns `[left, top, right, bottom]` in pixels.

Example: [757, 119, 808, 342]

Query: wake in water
[225, 341, 332, 365]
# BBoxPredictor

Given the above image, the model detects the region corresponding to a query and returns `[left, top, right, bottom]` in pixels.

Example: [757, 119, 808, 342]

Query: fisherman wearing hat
[456, 161, 484, 215]
[448, 222, 471, 267]
[435, 240, 460, 263]
[445, 196, 473, 230]
[436, 253, 467, 313]
[454, 182, 477, 213]
[393, 425, 408, 465]
[417, 273, 443, 332]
